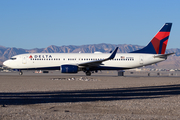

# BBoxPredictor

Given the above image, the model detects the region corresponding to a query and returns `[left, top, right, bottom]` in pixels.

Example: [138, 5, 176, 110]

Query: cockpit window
[10, 58, 17, 60]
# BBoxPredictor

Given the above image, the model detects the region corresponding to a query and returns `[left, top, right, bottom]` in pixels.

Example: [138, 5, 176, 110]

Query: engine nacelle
[61, 65, 78, 73]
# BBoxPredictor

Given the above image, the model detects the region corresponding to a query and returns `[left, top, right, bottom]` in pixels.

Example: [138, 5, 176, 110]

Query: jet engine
[61, 65, 78, 73]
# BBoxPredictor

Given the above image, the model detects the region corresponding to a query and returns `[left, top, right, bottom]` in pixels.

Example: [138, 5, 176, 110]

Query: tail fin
[131, 23, 172, 54]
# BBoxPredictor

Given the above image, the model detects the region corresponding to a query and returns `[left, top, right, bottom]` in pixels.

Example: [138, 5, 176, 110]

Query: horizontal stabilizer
[154, 52, 174, 58]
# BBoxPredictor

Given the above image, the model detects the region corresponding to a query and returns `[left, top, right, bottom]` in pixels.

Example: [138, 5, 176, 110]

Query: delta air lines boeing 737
[3, 23, 174, 76]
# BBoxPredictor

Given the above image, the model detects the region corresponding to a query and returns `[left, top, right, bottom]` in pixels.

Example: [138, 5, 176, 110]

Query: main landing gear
[85, 71, 91, 76]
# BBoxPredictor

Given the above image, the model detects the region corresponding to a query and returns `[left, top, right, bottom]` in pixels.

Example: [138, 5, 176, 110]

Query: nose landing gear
[19, 70, 23, 75]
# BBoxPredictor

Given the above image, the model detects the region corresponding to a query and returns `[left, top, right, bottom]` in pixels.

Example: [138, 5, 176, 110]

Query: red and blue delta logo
[29, 55, 53, 59]
[29, 55, 33, 59]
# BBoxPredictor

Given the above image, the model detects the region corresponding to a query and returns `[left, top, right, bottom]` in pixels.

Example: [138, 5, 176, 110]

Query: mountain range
[1, 44, 180, 69]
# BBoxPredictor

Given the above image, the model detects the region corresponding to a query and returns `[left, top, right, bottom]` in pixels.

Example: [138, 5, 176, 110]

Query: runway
[1, 71, 180, 119]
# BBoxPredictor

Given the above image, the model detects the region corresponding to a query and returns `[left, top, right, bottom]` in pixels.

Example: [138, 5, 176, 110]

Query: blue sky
[0, 0, 180, 49]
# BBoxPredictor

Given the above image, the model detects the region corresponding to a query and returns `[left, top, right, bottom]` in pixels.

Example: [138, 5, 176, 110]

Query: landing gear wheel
[19, 71, 23, 75]
[86, 71, 91, 76]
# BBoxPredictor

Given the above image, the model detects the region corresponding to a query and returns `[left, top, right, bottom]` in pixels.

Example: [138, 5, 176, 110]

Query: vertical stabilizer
[131, 23, 172, 54]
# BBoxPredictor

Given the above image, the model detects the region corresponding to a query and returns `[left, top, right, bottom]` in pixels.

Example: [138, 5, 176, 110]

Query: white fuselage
[3, 52, 166, 70]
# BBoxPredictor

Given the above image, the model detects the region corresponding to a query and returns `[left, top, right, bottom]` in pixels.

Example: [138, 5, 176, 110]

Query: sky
[0, 0, 180, 49]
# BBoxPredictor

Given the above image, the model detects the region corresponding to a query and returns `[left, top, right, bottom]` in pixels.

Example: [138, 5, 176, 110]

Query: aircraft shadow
[1, 84, 180, 105]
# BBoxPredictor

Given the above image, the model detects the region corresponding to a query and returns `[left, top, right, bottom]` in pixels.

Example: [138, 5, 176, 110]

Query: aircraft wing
[78, 47, 118, 67]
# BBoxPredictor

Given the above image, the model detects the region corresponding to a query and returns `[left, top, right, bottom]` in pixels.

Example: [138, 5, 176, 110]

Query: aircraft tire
[19, 71, 23, 75]
[86, 71, 91, 76]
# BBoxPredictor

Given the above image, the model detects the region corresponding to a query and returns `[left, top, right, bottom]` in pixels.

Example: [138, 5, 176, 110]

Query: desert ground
[0, 71, 180, 120]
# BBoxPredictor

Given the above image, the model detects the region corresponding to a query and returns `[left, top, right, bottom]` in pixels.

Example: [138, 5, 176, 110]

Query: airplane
[3, 23, 174, 76]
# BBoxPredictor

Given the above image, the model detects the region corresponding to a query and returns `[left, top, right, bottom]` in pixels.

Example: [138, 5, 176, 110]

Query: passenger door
[139, 56, 143, 65]
[22, 56, 27, 64]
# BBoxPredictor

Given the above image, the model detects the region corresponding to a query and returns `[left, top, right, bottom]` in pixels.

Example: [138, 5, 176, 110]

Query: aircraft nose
[3, 60, 9, 67]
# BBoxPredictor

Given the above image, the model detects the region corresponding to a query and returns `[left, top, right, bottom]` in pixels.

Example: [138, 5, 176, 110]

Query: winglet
[108, 47, 118, 59]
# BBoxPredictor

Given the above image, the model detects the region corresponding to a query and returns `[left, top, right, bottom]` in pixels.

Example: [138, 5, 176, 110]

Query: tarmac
[0, 71, 180, 119]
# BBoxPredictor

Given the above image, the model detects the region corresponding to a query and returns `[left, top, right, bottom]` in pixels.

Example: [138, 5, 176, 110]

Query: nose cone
[3, 60, 9, 67]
